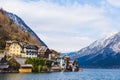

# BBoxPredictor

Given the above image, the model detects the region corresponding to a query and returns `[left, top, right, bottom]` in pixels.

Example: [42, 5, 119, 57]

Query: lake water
[0, 69, 120, 80]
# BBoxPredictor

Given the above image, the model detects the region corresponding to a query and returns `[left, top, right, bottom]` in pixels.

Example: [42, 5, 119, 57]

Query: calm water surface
[0, 69, 120, 80]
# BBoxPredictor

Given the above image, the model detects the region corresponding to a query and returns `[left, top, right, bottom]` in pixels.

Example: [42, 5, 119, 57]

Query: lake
[0, 69, 120, 80]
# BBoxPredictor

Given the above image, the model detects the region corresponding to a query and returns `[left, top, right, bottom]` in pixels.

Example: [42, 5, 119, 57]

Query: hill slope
[71, 32, 120, 68]
[0, 9, 47, 49]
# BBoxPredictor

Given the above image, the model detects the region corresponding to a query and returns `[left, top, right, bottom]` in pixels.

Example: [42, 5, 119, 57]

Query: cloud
[107, 0, 120, 7]
[39, 34, 94, 52]
[0, 0, 119, 52]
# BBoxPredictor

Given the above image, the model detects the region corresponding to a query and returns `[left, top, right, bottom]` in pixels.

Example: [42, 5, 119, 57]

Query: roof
[69, 60, 75, 63]
[51, 67, 61, 70]
[25, 45, 38, 50]
[21, 64, 32, 68]
[0, 65, 9, 69]
[38, 46, 48, 52]
[6, 40, 15, 44]
[6, 40, 19, 44]
[15, 58, 26, 65]
[6, 40, 26, 48]
[7, 41, 25, 49]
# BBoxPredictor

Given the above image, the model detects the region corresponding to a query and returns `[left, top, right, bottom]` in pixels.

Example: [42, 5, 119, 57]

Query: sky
[0, 0, 120, 52]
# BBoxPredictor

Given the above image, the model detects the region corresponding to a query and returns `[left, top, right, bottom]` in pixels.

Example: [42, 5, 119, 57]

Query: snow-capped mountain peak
[71, 31, 120, 68]
[71, 31, 120, 58]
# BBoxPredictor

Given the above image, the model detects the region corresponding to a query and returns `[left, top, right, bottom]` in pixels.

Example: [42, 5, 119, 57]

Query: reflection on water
[0, 69, 120, 80]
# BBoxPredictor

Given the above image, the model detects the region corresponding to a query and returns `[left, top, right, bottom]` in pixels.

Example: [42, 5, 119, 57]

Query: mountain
[61, 52, 76, 56]
[71, 32, 120, 68]
[0, 9, 47, 49]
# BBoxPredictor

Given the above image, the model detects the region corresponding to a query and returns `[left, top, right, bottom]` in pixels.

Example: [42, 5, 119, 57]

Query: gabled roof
[25, 45, 38, 50]
[0, 65, 9, 69]
[38, 46, 48, 52]
[20, 64, 32, 68]
[6, 40, 16, 44]
[7, 40, 25, 49]
[15, 58, 26, 65]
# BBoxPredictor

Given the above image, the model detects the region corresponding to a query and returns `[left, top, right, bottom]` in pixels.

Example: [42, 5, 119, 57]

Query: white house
[56, 56, 66, 69]
[23, 45, 38, 58]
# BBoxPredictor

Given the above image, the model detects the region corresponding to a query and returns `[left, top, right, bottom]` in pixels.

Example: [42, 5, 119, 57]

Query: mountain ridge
[71, 31, 120, 68]
[0, 9, 47, 49]
[5, 11, 47, 47]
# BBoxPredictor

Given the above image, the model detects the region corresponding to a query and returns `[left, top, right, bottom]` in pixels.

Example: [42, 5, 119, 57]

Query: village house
[19, 64, 32, 73]
[0, 64, 9, 72]
[5, 40, 39, 58]
[23, 45, 38, 58]
[50, 50, 60, 58]
[0, 57, 9, 73]
[56, 56, 66, 70]
[51, 56, 66, 71]
[5, 41, 23, 56]
[51, 56, 79, 72]
[38, 46, 51, 58]
[66, 60, 78, 71]
[38, 46, 47, 58]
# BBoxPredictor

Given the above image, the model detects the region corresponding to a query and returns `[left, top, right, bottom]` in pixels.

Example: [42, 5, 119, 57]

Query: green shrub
[25, 57, 47, 72]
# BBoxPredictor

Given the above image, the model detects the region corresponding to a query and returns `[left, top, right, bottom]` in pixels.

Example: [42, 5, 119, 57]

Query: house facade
[38, 46, 47, 58]
[0, 64, 9, 72]
[23, 45, 38, 58]
[9, 42, 22, 56]
[50, 56, 66, 71]
[5, 41, 39, 58]
[51, 50, 59, 58]
[19, 64, 32, 73]
[56, 56, 66, 69]
[38, 46, 51, 58]
[5, 41, 23, 56]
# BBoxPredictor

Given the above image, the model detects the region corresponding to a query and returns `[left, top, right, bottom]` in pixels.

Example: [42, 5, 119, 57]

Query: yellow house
[5, 41, 23, 56]
[19, 64, 32, 73]
[9, 42, 22, 56]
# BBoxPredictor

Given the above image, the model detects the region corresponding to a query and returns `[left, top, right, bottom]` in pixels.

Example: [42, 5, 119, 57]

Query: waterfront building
[0, 64, 9, 72]
[19, 64, 32, 73]
[0, 60, 9, 72]
[51, 56, 66, 71]
[56, 56, 66, 69]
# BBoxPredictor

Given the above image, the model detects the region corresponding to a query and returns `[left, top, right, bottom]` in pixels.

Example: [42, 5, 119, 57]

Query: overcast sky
[0, 0, 120, 52]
